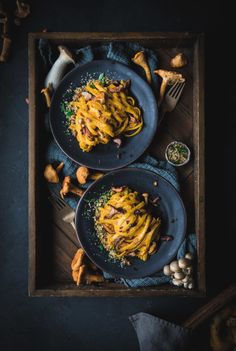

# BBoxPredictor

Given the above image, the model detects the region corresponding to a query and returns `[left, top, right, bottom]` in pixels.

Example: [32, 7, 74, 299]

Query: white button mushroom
[172, 279, 183, 287]
[174, 271, 185, 280]
[163, 265, 172, 276]
[185, 252, 194, 261]
[187, 282, 194, 289]
[185, 266, 193, 275]
[167, 255, 195, 290]
[178, 258, 191, 269]
[182, 275, 190, 283]
[170, 260, 181, 273]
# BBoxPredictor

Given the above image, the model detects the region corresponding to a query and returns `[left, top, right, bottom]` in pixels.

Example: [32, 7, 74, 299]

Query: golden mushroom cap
[132, 51, 146, 64]
[170, 53, 187, 68]
[154, 69, 185, 84]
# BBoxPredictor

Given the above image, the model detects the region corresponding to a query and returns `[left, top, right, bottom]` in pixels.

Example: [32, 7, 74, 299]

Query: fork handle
[158, 107, 167, 126]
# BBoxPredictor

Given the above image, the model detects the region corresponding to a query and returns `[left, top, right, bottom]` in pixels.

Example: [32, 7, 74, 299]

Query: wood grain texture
[30, 285, 205, 298]
[28, 32, 205, 297]
[193, 34, 205, 293]
[183, 285, 236, 330]
[28, 34, 36, 295]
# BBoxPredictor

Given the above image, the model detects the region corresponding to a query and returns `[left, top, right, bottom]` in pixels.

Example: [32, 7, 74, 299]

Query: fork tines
[168, 81, 185, 99]
[48, 191, 66, 211]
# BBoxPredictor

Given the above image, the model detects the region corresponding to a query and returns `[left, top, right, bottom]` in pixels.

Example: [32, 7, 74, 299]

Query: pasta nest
[67, 79, 143, 152]
[95, 187, 161, 262]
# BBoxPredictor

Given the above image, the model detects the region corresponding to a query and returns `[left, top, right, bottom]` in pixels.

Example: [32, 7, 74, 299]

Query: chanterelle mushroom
[76, 166, 90, 185]
[75, 265, 86, 286]
[71, 248, 104, 286]
[170, 53, 187, 68]
[90, 172, 104, 181]
[132, 51, 152, 84]
[113, 138, 122, 148]
[15, 0, 30, 18]
[14, 0, 30, 25]
[142, 193, 149, 205]
[0, 4, 12, 63]
[43, 162, 64, 183]
[44, 164, 59, 183]
[60, 176, 84, 199]
[0, 4, 7, 24]
[154, 69, 185, 105]
[41, 86, 52, 107]
[112, 186, 125, 192]
[71, 248, 85, 271]
[105, 205, 125, 219]
[86, 274, 104, 285]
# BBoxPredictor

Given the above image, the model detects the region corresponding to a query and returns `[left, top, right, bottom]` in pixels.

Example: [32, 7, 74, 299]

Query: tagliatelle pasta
[62, 76, 143, 152]
[94, 187, 161, 264]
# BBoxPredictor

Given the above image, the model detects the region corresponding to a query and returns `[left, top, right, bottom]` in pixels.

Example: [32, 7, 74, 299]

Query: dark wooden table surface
[0, 0, 235, 350]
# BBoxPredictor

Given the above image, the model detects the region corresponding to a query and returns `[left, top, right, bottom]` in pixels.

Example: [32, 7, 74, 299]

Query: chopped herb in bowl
[165, 141, 190, 166]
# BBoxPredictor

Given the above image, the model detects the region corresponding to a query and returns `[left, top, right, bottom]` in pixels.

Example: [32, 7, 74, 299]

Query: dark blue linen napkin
[129, 312, 191, 351]
[39, 39, 159, 91]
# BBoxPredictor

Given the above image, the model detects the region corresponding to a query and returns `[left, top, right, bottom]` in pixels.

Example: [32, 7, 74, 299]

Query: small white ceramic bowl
[165, 141, 191, 167]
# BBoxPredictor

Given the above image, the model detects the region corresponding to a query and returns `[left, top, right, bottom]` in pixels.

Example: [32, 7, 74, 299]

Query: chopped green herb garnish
[61, 102, 74, 121]
[89, 83, 96, 89]
[98, 72, 106, 85]
[61, 102, 66, 113]
[65, 110, 74, 118]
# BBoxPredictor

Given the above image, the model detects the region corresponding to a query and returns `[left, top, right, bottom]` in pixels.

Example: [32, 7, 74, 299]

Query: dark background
[0, 0, 235, 350]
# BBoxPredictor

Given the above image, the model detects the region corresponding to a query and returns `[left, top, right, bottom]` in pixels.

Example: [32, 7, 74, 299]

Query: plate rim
[75, 167, 187, 278]
[49, 59, 158, 171]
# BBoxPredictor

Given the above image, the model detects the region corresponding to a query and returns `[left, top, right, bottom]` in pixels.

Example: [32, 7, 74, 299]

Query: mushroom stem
[158, 80, 168, 106]
[142, 193, 149, 205]
[0, 35, 11, 62]
[71, 248, 85, 271]
[143, 65, 152, 84]
[86, 274, 104, 285]
[0, 7, 7, 25]
[41, 87, 51, 107]
[60, 176, 84, 199]
[69, 184, 84, 197]
[154, 69, 185, 106]
[76, 265, 86, 286]
[132, 51, 152, 84]
[15, 0, 30, 18]
[0, 7, 11, 63]
[90, 172, 104, 181]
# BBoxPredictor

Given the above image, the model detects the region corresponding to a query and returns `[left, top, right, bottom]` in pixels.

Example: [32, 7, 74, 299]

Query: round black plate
[75, 168, 187, 279]
[49, 60, 158, 171]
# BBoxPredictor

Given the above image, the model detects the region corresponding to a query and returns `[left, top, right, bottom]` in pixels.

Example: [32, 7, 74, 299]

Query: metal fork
[158, 81, 185, 125]
[49, 191, 76, 231]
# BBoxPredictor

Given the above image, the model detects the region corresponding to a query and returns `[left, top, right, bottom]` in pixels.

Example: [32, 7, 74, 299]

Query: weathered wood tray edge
[183, 285, 236, 330]
[28, 32, 205, 297]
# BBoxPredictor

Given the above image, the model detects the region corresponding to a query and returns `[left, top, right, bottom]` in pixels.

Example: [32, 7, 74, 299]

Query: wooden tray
[28, 32, 205, 297]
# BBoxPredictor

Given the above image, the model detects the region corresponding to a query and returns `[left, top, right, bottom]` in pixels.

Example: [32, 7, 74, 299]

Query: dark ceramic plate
[75, 168, 186, 278]
[49, 60, 158, 171]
